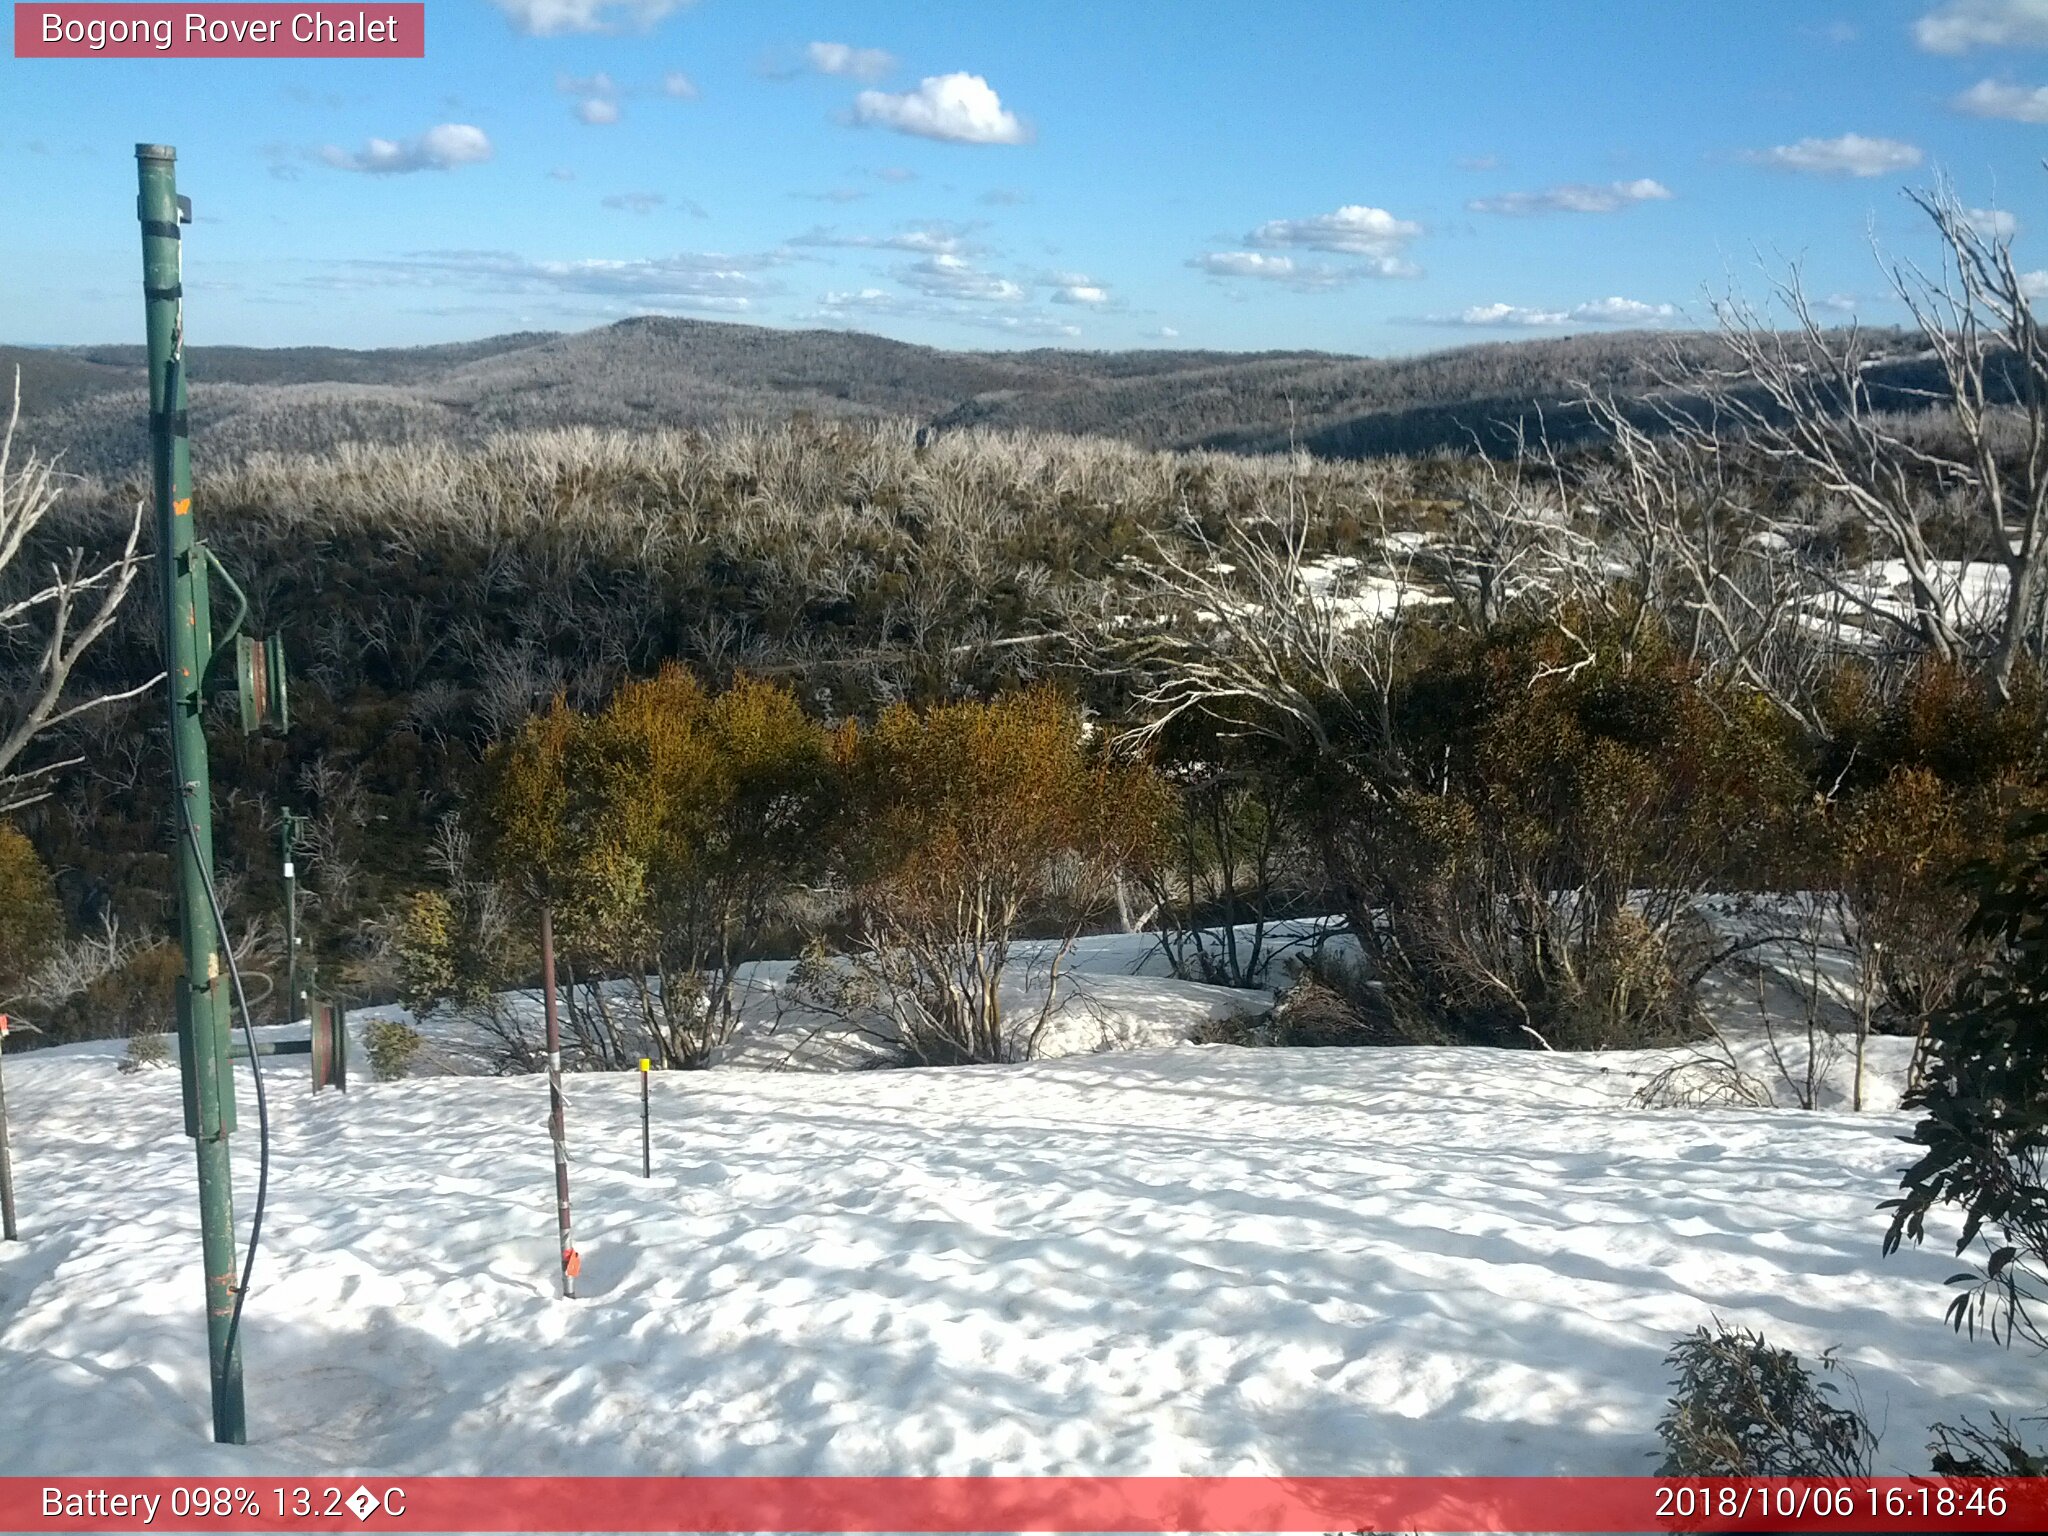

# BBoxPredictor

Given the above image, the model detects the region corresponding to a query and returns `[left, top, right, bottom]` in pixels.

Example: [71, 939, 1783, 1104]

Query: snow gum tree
[818, 687, 1169, 1065]
[0, 372, 153, 814]
[476, 668, 832, 1068]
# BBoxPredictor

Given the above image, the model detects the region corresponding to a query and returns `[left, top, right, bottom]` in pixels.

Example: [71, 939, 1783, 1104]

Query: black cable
[159, 307, 270, 1396]
[178, 783, 271, 1389]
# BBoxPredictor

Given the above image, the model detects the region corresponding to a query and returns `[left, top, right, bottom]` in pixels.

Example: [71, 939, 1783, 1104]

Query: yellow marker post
[639, 1058, 651, 1178]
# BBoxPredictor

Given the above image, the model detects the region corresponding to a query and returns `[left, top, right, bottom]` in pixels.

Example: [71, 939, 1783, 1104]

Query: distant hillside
[5, 316, 1940, 478]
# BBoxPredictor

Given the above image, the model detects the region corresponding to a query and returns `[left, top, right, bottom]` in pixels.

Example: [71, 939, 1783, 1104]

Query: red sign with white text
[3, 1477, 2045, 1533]
[13, 4, 424, 58]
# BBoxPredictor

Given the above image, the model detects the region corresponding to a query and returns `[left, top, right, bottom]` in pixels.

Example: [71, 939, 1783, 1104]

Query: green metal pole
[139, 142, 246, 1447]
[282, 812, 301, 1025]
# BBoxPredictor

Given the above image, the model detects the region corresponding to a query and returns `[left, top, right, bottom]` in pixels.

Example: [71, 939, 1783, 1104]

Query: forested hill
[3, 316, 1937, 477]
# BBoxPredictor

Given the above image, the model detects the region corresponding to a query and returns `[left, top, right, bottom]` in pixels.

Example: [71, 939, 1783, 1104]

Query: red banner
[12, 4, 424, 58]
[2, 1477, 2042, 1532]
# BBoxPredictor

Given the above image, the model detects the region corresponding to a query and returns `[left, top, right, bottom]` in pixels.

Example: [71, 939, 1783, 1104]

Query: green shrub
[118, 1031, 171, 1074]
[362, 1017, 424, 1081]
[393, 889, 460, 1016]
[0, 822, 62, 1001]
[1654, 1324, 1874, 1477]
[1928, 1414, 2048, 1477]
[1885, 807, 2048, 1350]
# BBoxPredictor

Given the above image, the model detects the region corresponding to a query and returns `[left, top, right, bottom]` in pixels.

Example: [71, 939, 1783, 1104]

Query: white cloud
[1156, 326, 1180, 339]
[357, 248, 780, 309]
[852, 73, 1029, 145]
[1966, 206, 2021, 239]
[1455, 154, 1501, 171]
[1745, 134, 1923, 177]
[991, 315, 1082, 338]
[320, 124, 494, 175]
[549, 167, 577, 182]
[1953, 78, 2048, 121]
[899, 252, 1025, 302]
[560, 72, 623, 123]
[872, 166, 918, 183]
[1249, 204, 1424, 255]
[662, 71, 699, 99]
[1436, 296, 1677, 328]
[1049, 273, 1110, 305]
[1569, 296, 1678, 323]
[1468, 178, 1674, 216]
[489, 1, 687, 36]
[1188, 251, 1362, 290]
[808, 41, 897, 80]
[1915, 0, 2048, 53]
[813, 287, 1079, 337]
[791, 223, 975, 254]
[1453, 303, 1571, 327]
[2020, 270, 2048, 298]
[1192, 252, 1297, 278]
[602, 191, 665, 214]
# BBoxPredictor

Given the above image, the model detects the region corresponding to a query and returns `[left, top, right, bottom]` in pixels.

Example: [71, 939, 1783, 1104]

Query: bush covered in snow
[115, 1030, 169, 1074]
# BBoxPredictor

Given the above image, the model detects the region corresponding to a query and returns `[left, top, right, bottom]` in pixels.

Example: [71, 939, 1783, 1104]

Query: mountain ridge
[2, 314, 1932, 477]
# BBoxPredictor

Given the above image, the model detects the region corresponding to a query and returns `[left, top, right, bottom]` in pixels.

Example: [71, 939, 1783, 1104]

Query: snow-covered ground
[0, 1016, 2030, 1479]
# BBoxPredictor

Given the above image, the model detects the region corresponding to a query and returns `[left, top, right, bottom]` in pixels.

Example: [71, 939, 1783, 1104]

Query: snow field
[0, 1033, 2033, 1482]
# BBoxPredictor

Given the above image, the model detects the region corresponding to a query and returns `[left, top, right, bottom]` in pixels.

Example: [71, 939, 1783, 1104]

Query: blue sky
[5, 0, 2048, 353]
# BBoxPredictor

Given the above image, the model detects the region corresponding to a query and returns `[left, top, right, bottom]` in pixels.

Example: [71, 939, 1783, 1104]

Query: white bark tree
[0, 371, 156, 813]
[1599, 179, 2048, 706]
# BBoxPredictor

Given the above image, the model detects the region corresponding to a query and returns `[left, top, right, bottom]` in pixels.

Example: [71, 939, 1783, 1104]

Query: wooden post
[1, 1015, 18, 1242]
[639, 1057, 651, 1178]
[540, 905, 577, 1298]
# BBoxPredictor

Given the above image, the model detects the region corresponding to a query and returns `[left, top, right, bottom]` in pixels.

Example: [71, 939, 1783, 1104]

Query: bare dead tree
[1578, 389, 1840, 736]
[1111, 483, 1408, 762]
[1627, 179, 2048, 700]
[1421, 415, 1608, 633]
[0, 370, 158, 813]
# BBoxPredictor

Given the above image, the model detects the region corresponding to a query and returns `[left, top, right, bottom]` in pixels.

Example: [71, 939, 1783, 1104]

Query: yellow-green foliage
[363, 1017, 425, 1081]
[476, 667, 836, 1064]
[393, 889, 459, 1016]
[828, 687, 1170, 1063]
[0, 822, 63, 999]
[481, 697, 580, 895]
[838, 685, 1169, 928]
[561, 667, 834, 958]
